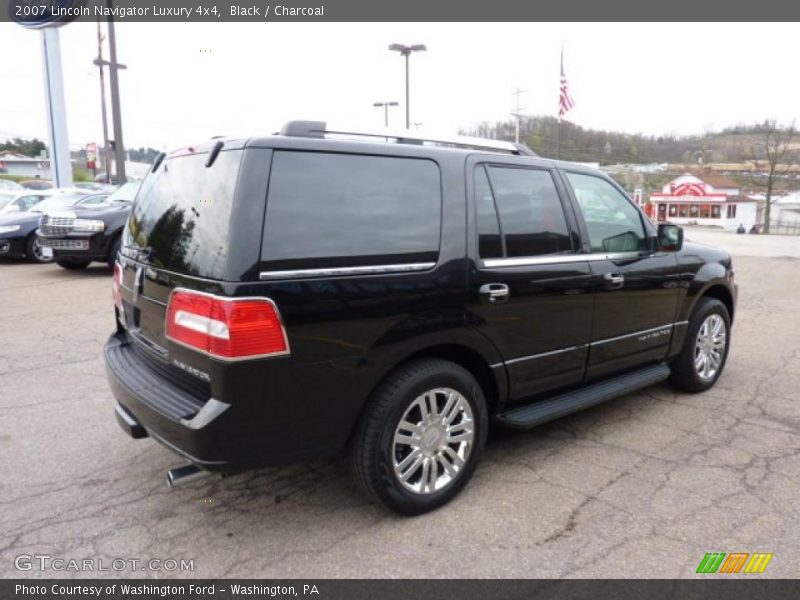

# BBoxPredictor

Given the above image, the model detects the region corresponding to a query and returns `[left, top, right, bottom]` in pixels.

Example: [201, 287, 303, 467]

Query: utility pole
[106, 6, 127, 183]
[93, 22, 112, 184]
[511, 87, 526, 144]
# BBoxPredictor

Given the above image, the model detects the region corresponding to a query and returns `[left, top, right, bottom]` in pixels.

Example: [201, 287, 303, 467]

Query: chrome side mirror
[658, 223, 684, 252]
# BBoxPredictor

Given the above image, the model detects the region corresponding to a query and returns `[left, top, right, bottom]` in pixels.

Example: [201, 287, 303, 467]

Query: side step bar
[496, 363, 671, 430]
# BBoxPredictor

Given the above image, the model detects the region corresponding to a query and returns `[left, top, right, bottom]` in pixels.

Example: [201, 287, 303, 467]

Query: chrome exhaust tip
[166, 464, 210, 488]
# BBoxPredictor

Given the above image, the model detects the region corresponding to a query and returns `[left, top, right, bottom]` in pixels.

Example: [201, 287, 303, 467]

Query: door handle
[603, 272, 625, 288]
[479, 283, 510, 303]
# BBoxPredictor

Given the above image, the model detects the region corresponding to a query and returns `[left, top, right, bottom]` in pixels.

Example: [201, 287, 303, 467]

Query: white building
[0, 153, 51, 179]
[648, 172, 762, 232]
[760, 192, 800, 234]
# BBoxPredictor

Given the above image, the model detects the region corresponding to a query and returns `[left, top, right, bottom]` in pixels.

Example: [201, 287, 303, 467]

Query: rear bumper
[105, 332, 231, 470]
[104, 331, 342, 470]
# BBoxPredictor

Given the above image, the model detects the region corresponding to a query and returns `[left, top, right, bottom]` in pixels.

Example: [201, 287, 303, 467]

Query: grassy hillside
[463, 118, 795, 166]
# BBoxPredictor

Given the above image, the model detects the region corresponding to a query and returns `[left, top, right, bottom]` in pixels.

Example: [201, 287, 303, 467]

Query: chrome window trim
[481, 251, 647, 269]
[259, 262, 436, 280]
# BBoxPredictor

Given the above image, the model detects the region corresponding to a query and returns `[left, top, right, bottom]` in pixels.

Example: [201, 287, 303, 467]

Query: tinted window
[124, 150, 242, 279]
[475, 166, 503, 259]
[262, 152, 441, 269]
[565, 172, 647, 253]
[484, 166, 572, 257]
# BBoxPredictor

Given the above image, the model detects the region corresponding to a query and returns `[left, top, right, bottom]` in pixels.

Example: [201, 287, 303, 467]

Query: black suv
[105, 122, 736, 514]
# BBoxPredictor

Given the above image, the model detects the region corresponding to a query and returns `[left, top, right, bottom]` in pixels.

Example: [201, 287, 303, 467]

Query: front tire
[25, 235, 53, 264]
[107, 235, 121, 268]
[669, 297, 731, 393]
[348, 359, 488, 515]
[56, 260, 91, 270]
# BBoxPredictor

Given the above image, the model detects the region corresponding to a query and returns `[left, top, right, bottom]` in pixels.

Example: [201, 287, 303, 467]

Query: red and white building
[649, 172, 762, 231]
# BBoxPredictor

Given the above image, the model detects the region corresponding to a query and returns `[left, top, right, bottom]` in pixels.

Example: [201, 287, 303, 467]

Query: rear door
[466, 157, 594, 401]
[561, 170, 681, 379]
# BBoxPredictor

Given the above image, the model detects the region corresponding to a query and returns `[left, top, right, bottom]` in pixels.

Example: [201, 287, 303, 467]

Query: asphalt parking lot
[1, 229, 799, 579]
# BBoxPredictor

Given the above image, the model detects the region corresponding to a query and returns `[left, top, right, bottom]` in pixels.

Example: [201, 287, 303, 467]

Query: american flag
[559, 48, 575, 119]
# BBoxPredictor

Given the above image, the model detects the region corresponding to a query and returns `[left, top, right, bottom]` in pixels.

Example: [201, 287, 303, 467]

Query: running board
[496, 363, 671, 430]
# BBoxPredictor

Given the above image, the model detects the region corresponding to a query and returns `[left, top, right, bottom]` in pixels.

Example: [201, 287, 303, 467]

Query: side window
[263, 152, 441, 269]
[477, 165, 572, 258]
[22, 195, 42, 210]
[566, 173, 648, 253]
[474, 166, 503, 259]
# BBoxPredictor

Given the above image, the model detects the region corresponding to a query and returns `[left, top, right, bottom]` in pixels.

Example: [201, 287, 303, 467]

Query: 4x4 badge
[133, 266, 144, 303]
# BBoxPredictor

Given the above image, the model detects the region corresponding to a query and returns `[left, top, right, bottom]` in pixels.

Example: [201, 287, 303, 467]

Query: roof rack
[278, 120, 537, 156]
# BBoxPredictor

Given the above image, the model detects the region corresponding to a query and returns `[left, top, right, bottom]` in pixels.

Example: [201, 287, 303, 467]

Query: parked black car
[37, 181, 139, 270]
[0, 190, 109, 263]
[105, 122, 737, 514]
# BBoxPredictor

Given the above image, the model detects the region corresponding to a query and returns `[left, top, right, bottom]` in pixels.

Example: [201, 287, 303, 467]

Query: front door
[561, 171, 681, 379]
[467, 159, 594, 402]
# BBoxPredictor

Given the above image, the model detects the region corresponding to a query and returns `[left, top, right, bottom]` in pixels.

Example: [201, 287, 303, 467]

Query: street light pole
[389, 44, 426, 129]
[373, 101, 399, 127]
[511, 87, 527, 144]
[404, 53, 409, 128]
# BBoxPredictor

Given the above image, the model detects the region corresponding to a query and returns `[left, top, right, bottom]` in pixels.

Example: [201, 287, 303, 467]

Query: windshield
[31, 194, 86, 213]
[0, 192, 14, 210]
[106, 181, 140, 204]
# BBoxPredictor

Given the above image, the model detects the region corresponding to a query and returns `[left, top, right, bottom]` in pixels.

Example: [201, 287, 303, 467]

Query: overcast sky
[1, 22, 799, 151]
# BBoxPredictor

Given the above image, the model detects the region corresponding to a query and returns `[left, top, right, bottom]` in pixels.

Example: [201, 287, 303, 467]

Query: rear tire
[669, 297, 731, 393]
[56, 260, 91, 270]
[25, 235, 53, 264]
[348, 359, 488, 515]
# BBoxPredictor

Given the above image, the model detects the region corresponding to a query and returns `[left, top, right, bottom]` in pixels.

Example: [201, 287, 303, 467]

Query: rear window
[261, 151, 441, 270]
[124, 150, 243, 279]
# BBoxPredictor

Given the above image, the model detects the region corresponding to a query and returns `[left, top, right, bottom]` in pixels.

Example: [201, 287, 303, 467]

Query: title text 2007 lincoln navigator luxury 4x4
[105, 121, 736, 514]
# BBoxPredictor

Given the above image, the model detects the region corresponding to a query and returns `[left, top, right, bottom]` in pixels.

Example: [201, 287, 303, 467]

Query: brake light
[112, 262, 123, 312]
[165, 289, 289, 360]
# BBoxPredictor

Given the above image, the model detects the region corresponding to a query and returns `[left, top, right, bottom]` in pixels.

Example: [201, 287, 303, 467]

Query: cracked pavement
[1, 230, 798, 579]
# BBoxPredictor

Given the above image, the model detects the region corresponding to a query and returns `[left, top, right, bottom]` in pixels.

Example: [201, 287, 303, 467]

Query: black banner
[4, 0, 800, 23]
[4, 580, 800, 600]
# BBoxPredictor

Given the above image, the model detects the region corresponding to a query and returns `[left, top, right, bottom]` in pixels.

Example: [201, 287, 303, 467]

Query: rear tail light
[112, 262, 123, 312]
[165, 289, 289, 360]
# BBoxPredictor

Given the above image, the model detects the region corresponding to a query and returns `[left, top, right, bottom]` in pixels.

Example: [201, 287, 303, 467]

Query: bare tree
[757, 120, 796, 233]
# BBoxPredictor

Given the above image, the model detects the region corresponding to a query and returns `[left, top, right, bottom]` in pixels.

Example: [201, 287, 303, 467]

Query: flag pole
[556, 119, 561, 160]
[556, 43, 563, 160]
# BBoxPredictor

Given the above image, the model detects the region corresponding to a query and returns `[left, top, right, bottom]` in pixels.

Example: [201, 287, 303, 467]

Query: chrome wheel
[694, 314, 726, 381]
[392, 387, 475, 495]
[32, 239, 51, 263]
